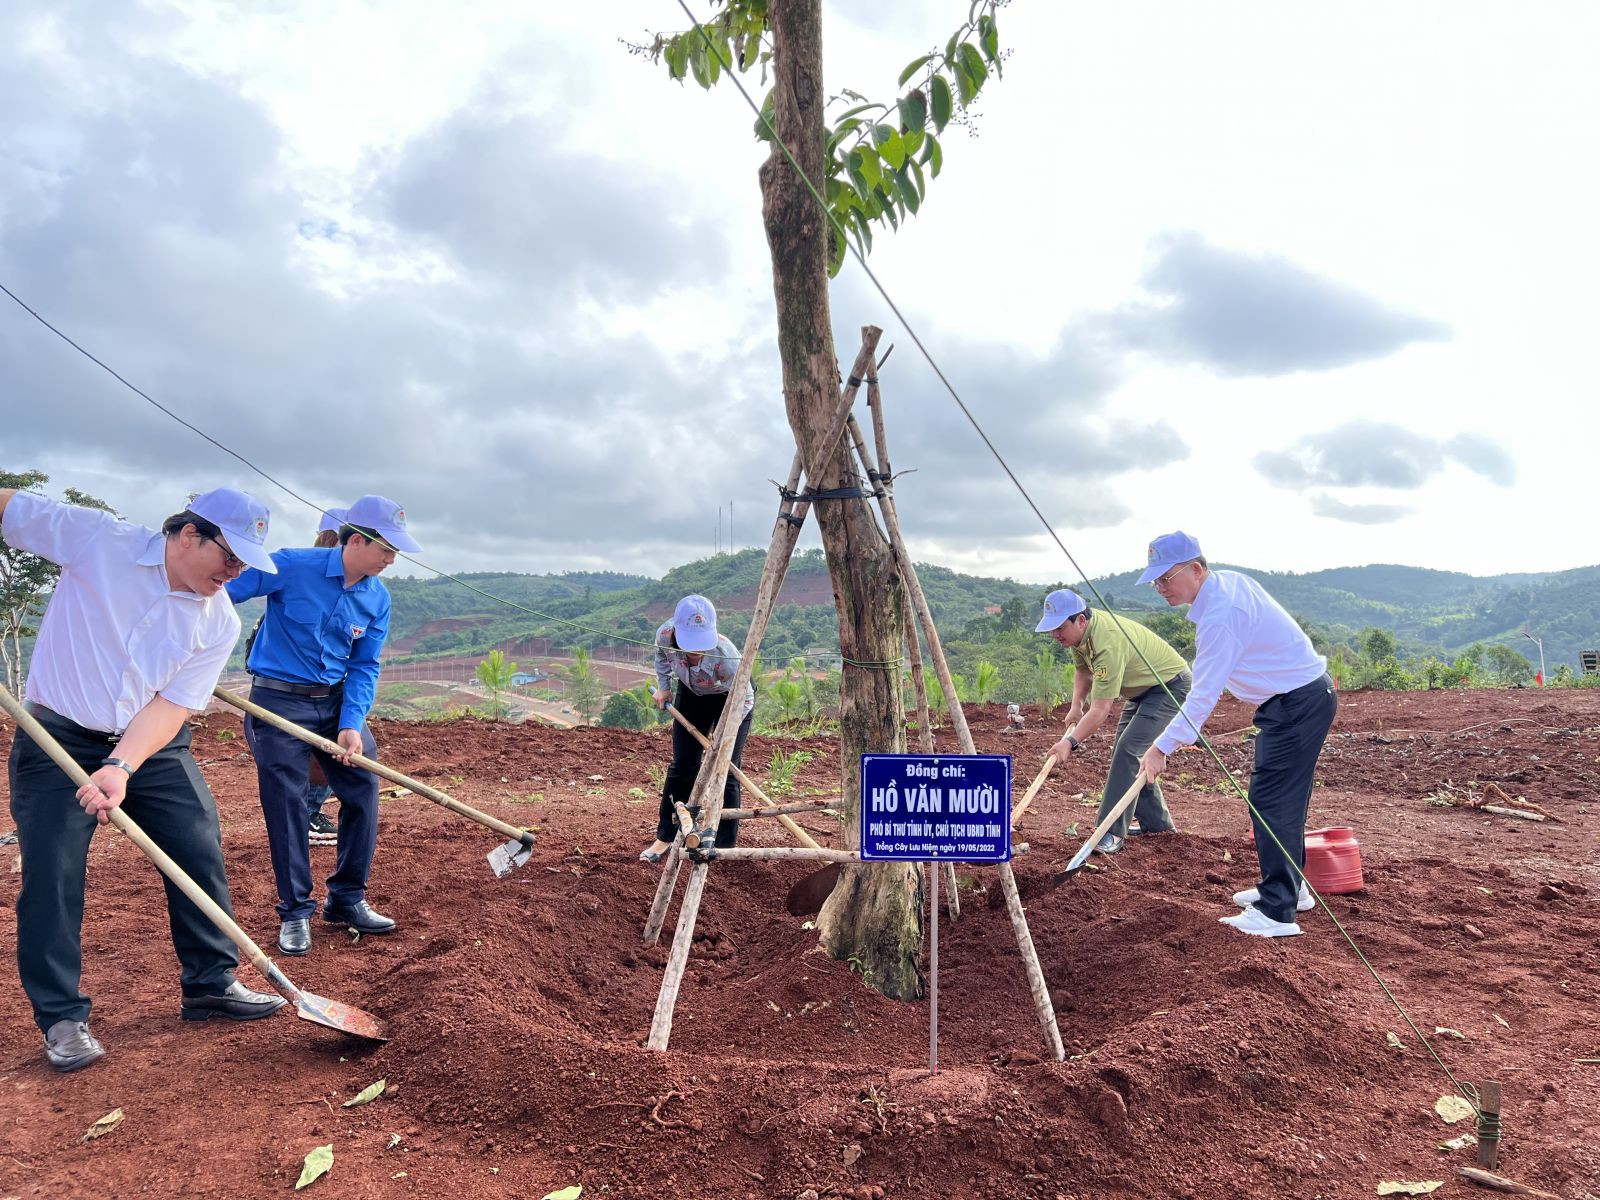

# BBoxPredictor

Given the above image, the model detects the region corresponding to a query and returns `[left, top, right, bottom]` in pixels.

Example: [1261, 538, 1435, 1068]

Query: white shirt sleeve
[0, 492, 118, 568]
[1156, 620, 1247, 754]
[158, 626, 237, 711]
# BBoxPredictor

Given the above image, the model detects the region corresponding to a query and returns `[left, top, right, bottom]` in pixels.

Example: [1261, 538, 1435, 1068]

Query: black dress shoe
[44, 1019, 106, 1072]
[181, 980, 287, 1022]
[278, 917, 311, 955]
[321, 900, 396, 934]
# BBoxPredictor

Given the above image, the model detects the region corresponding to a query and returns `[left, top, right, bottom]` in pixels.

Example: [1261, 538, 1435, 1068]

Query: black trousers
[1247, 674, 1338, 923]
[8, 707, 239, 1033]
[656, 684, 751, 847]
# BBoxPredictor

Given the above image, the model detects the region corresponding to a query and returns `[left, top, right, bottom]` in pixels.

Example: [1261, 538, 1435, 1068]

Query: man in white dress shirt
[1, 485, 288, 1072]
[1134, 532, 1337, 938]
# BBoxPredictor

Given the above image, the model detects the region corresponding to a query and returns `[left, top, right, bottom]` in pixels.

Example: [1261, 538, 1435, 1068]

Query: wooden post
[1477, 1081, 1501, 1169]
[860, 379, 1065, 1061]
[896, 570, 958, 918]
[647, 329, 882, 1051]
[642, 841, 686, 944]
[663, 703, 822, 848]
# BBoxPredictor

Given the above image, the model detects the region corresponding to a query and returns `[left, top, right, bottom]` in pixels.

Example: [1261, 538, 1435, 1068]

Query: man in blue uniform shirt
[1135, 532, 1338, 939]
[226, 494, 419, 956]
[2, 485, 286, 1072]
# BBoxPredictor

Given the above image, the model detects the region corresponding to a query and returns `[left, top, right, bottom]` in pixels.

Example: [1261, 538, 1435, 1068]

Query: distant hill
[355, 552, 1600, 672]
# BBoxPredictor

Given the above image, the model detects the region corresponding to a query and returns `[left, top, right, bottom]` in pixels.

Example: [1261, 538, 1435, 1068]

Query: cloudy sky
[3, 1, 1594, 586]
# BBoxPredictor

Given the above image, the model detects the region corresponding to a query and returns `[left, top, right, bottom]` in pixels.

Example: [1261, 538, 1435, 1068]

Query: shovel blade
[296, 991, 388, 1042]
[487, 837, 533, 878]
[786, 862, 842, 917]
[1051, 847, 1095, 885]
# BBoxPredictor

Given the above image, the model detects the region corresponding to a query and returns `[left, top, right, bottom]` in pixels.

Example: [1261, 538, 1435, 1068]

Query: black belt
[252, 676, 341, 699]
[23, 701, 119, 743]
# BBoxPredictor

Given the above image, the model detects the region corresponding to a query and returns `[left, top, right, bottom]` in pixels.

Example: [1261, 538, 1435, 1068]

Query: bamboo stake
[214, 686, 532, 847]
[648, 328, 883, 1051]
[1455, 1167, 1561, 1199]
[860, 381, 1064, 1062]
[899, 579, 958, 917]
[673, 801, 697, 845]
[717, 799, 840, 820]
[707, 846, 860, 863]
[642, 841, 686, 944]
[663, 703, 820, 848]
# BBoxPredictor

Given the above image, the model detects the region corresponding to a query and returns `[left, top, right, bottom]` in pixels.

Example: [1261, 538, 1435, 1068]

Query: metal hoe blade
[487, 836, 533, 879]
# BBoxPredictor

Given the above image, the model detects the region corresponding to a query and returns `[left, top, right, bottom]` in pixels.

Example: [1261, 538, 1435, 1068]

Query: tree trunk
[760, 0, 922, 1001]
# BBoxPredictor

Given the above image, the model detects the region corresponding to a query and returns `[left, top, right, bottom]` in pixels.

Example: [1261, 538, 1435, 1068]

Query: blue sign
[859, 754, 1012, 862]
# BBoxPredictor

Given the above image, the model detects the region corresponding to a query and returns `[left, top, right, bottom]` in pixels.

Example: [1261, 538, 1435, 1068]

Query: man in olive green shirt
[1037, 589, 1192, 854]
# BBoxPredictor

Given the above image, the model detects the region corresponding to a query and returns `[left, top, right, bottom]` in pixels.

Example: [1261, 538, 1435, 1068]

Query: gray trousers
[1097, 671, 1192, 838]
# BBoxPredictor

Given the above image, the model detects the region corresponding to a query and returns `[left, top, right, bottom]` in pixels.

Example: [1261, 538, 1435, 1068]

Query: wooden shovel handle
[1009, 754, 1057, 829]
[0, 685, 299, 1004]
[1063, 770, 1148, 873]
[214, 686, 532, 847]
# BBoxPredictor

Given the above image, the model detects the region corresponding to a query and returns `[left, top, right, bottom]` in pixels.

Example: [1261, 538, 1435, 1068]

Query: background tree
[0, 471, 116, 694]
[1483, 643, 1534, 687]
[474, 648, 516, 719]
[564, 646, 607, 725]
[645, 0, 1008, 999]
[972, 659, 1001, 703]
[601, 687, 654, 730]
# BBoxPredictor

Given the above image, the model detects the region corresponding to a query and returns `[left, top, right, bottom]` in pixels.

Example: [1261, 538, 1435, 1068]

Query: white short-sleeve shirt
[2, 491, 241, 733]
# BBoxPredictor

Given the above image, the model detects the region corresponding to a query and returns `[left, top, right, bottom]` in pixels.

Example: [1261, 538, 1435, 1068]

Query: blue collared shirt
[226, 546, 390, 730]
[1154, 570, 1327, 755]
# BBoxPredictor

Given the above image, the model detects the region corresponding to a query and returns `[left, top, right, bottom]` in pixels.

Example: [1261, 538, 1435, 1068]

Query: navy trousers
[244, 685, 380, 921]
[9, 708, 239, 1032]
[1247, 674, 1338, 923]
[656, 684, 751, 847]
[1097, 670, 1191, 837]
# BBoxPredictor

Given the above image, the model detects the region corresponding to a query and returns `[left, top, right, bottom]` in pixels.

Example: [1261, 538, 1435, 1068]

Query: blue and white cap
[1137, 530, 1204, 585]
[344, 494, 421, 552]
[673, 594, 719, 652]
[317, 506, 349, 535]
[1034, 588, 1087, 632]
[189, 487, 276, 573]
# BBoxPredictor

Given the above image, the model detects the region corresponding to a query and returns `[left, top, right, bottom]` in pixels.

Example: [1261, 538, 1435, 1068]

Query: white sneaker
[1220, 905, 1302, 938]
[1233, 881, 1314, 912]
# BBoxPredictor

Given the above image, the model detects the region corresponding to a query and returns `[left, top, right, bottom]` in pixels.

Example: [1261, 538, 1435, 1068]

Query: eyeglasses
[1152, 562, 1192, 589]
[201, 534, 245, 571]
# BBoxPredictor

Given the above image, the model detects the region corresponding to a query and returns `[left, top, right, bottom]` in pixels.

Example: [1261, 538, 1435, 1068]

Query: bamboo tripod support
[645, 329, 884, 1050]
[860, 373, 1065, 1061]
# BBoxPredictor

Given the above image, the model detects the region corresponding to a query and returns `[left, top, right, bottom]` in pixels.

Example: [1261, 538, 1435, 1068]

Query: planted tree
[643, 0, 1008, 998]
[972, 659, 1001, 703]
[564, 645, 607, 725]
[475, 649, 516, 719]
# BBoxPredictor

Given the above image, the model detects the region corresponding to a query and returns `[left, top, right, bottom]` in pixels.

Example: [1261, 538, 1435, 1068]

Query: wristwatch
[101, 757, 137, 776]
[1066, 735, 1081, 752]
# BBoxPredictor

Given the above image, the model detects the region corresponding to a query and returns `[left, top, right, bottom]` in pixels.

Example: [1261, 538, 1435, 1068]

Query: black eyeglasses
[201, 534, 244, 571]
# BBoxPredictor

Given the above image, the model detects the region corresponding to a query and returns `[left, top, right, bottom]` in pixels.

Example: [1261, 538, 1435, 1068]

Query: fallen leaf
[842, 1143, 863, 1167]
[1438, 1132, 1477, 1151]
[1377, 1182, 1443, 1196]
[386, 1134, 401, 1149]
[1493, 1013, 1511, 1029]
[1385, 1032, 1406, 1050]
[542, 1188, 583, 1200]
[343, 1079, 386, 1108]
[1432, 1027, 1466, 1040]
[81, 1108, 125, 1142]
[296, 1144, 333, 1190]
[1434, 1094, 1475, 1124]
[1474, 886, 1493, 894]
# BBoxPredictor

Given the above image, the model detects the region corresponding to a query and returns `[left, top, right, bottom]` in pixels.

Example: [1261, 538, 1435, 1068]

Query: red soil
[2, 688, 1596, 1199]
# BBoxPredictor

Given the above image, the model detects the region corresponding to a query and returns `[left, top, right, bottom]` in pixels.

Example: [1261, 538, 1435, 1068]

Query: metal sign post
[860, 753, 1012, 1075]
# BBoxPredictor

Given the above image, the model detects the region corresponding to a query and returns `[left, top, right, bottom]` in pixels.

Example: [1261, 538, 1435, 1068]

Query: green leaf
[296, 1145, 334, 1190]
[343, 1078, 387, 1108]
[907, 155, 926, 201]
[958, 42, 989, 97]
[921, 132, 943, 178]
[852, 146, 884, 189]
[897, 92, 926, 136]
[828, 221, 847, 277]
[753, 87, 776, 141]
[827, 116, 865, 155]
[836, 101, 879, 121]
[901, 128, 924, 158]
[898, 53, 936, 86]
[541, 1188, 583, 1200]
[979, 14, 1001, 68]
[954, 57, 977, 107]
[894, 166, 920, 215]
[929, 75, 953, 131]
[873, 125, 905, 169]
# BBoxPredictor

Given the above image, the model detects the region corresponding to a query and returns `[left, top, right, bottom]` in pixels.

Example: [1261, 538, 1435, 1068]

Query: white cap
[188, 488, 277, 573]
[1034, 588, 1087, 632]
[344, 494, 421, 552]
[673, 594, 718, 652]
[317, 506, 349, 535]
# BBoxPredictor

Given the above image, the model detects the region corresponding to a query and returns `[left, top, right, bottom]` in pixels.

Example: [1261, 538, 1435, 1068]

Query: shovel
[1009, 754, 1057, 829]
[215, 687, 534, 878]
[1052, 770, 1148, 883]
[0, 685, 386, 1042]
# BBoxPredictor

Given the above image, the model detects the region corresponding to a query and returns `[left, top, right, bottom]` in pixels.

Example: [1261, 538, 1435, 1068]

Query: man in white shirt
[1134, 532, 1337, 939]
[1, 485, 288, 1073]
